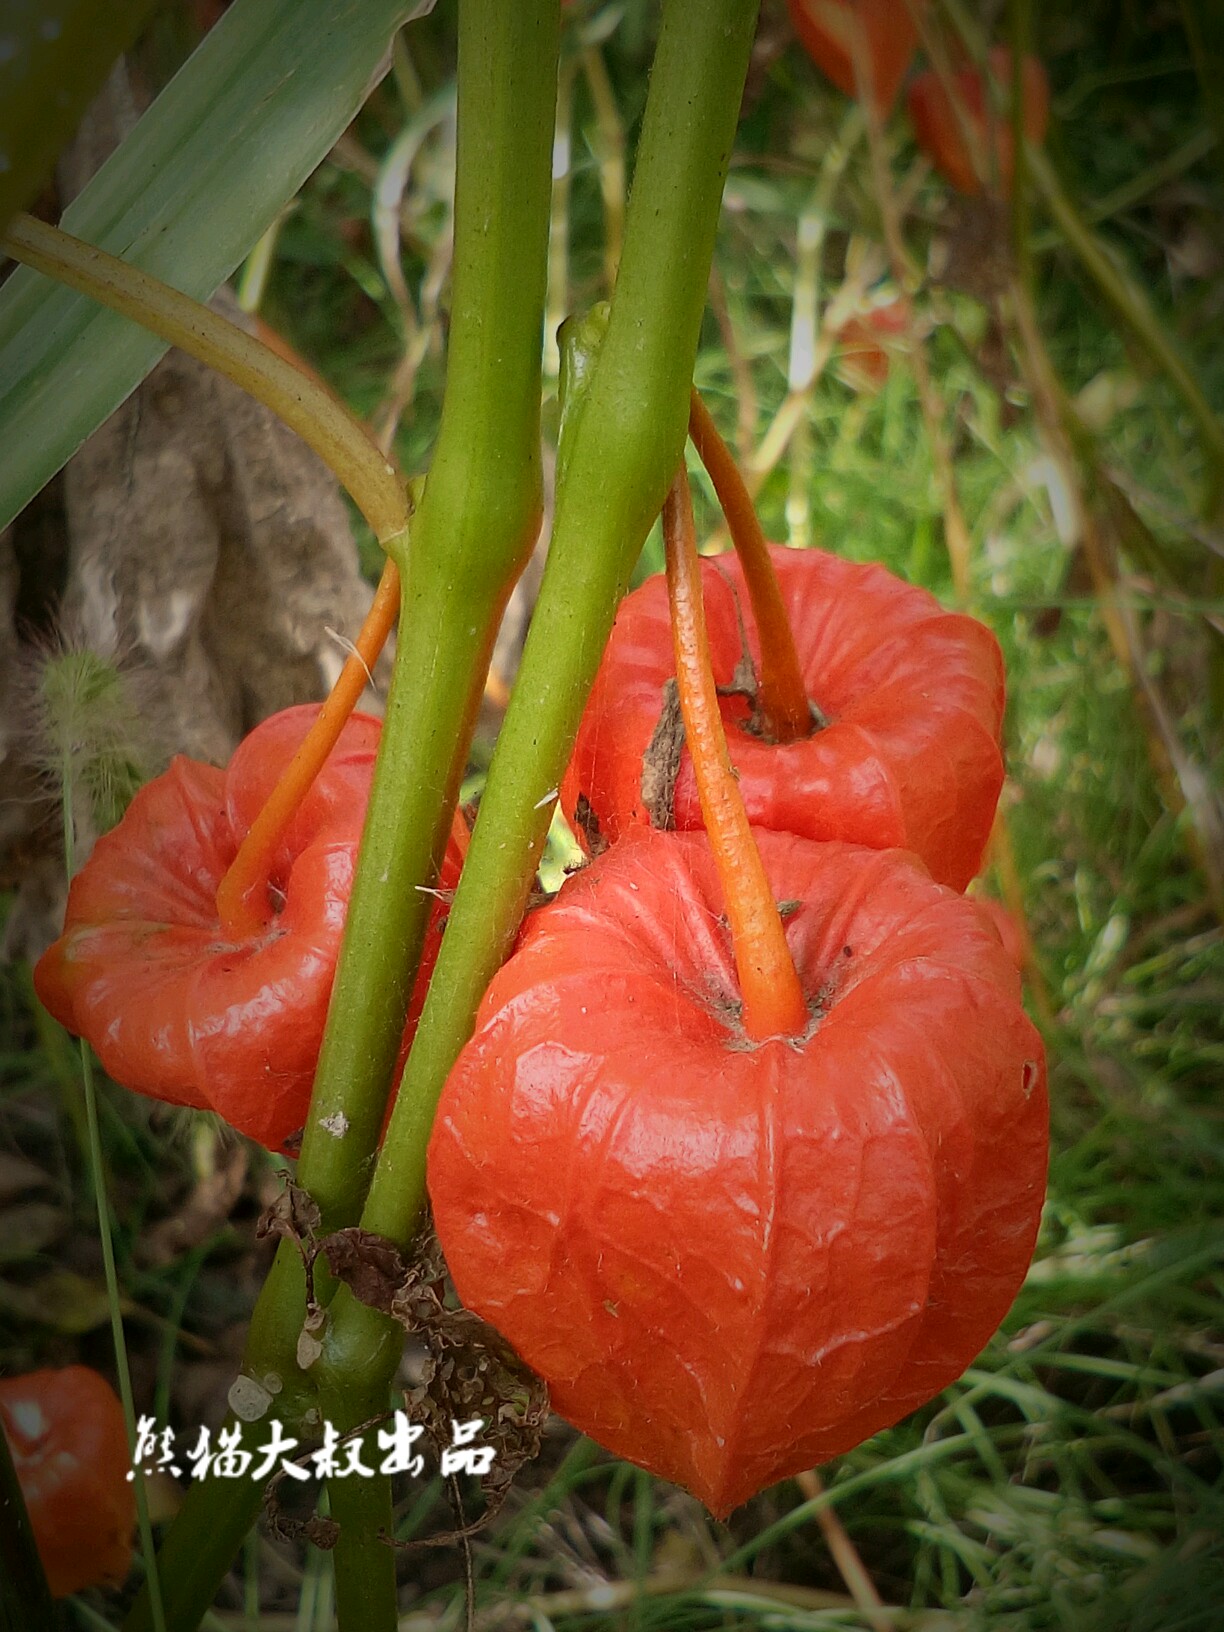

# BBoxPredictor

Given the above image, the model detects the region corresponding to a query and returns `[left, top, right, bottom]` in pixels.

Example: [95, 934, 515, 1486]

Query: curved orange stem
[688, 388, 812, 743]
[216, 559, 401, 938]
[664, 467, 809, 1041]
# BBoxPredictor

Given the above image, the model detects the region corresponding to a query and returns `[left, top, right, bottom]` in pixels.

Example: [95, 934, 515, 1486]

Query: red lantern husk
[907, 49, 1050, 198]
[787, 0, 924, 116]
[428, 826, 1048, 1516]
[35, 705, 462, 1151]
[562, 546, 1005, 891]
[0, 1366, 135, 1598]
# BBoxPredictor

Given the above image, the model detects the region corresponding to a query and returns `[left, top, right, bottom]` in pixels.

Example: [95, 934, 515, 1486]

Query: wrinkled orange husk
[429, 828, 1048, 1516]
[35, 706, 461, 1151]
[563, 547, 1005, 892]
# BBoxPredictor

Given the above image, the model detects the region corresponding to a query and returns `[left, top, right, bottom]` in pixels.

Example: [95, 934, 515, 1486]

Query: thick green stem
[326, 1400, 397, 1632]
[159, 580, 496, 1620]
[289, 0, 558, 1275]
[351, 0, 761, 1267]
[124, 6, 559, 1628]
[121, 1474, 264, 1632]
[312, 9, 560, 1618]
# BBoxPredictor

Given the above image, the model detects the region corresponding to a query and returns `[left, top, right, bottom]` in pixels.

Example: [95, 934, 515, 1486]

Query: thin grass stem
[57, 753, 167, 1632]
[581, 44, 626, 291]
[794, 1468, 897, 1631]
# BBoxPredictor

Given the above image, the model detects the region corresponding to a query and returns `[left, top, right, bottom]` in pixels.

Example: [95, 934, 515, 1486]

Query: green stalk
[123, 1478, 263, 1632]
[317, 0, 761, 1413]
[1026, 142, 1224, 515]
[0, 1414, 54, 1632]
[1, 215, 408, 544]
[57, 744, 166, 1632]
[125, 6, 560, 1630]
[321, 1397, 394, 1632]
[316, 9, 561, 1622]
[293, 0, 559, 1261]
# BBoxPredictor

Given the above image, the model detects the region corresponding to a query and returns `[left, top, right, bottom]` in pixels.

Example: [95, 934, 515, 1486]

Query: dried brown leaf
[320, 1226, 410, 1316]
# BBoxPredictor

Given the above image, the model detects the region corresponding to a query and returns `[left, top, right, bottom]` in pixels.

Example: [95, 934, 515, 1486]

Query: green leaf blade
[0, 0, 416, 533]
